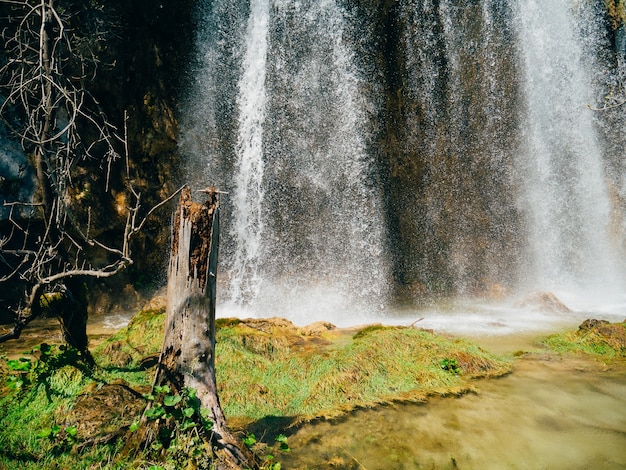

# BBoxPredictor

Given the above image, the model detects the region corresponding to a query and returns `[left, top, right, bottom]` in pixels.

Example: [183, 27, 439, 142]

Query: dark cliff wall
[0, 0, 196, 308]
[95, 0, 197, 284]
[344, 0, 524, 296]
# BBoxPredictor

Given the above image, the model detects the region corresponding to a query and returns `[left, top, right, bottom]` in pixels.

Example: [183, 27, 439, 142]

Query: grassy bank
[0, 301, 512, 469]
[542, 319, 626, 359]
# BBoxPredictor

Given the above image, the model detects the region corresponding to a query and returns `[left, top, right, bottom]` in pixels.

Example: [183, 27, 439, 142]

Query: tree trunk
[60, 278, 93, 363]
[156, 187, 252, 469]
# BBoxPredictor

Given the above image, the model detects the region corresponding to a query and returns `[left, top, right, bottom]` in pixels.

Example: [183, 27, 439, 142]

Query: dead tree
[153, 187, 253, 469]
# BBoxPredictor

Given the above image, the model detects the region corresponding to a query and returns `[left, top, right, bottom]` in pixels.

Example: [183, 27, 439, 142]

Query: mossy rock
[543, 319, 626, 358]
[214, 319, 512, 425]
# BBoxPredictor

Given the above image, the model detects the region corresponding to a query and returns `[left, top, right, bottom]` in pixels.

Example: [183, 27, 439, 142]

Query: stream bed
[277, 336, 626, 470]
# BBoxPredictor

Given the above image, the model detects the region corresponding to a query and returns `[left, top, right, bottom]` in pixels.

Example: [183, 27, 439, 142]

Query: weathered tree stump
[154, 187, 253, 469]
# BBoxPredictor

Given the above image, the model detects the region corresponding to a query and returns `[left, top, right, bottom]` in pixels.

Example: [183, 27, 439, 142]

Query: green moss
[542, 321, 626, 359]
[215, 323, 511, 425]
[351, 323, 392, 339]
[93, 306, 165, 369]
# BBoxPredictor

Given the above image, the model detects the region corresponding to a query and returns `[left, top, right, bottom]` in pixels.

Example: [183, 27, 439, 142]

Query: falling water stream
[230, 0, 270, 303]
[515, 0, 625, 306]
[181, 0, 625, 330]
[183, 0, 390, 325]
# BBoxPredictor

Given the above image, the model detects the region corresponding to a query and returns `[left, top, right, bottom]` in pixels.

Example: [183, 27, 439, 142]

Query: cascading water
[182, 0, 389, 324]
[514, 0, 625, 308]
[182, 0, 625, 329]
[230, 0, 269, 304]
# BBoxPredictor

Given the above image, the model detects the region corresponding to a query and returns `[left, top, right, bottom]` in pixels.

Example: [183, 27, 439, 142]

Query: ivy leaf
[276, 434, 290, 452]
[37, 428, 53, 439]
[183, 407, 195, 418]
[181, 419, 196, 431]
[154, 385, 170, 394]
[65, 426, 78, 438]
[243, 433, 257, 447]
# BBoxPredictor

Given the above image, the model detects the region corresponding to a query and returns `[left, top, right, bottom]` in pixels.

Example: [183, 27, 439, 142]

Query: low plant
[440, 358, 461, 375]
[243, 432, 290, 470]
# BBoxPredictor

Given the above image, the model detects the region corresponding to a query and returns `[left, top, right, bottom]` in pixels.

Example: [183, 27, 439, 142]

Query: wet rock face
[88, 0, 196, 280]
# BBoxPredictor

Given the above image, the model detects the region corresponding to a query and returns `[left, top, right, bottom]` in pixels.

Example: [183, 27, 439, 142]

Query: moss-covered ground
[0, 299, 513, 469]
[542, 318, 626, 359]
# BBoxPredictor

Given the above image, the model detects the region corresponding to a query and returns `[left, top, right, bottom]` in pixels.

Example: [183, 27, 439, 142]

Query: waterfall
[230, 0, 269, 303]
[182, 0, 389, 324]
[182, 0, 625, 327]
[514, 0, 625, 305]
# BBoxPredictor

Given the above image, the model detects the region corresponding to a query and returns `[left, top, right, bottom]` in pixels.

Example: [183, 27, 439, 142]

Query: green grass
[542, 320, 626, 359]
[0, 306, 512, 469]
[215, 322, 511, 424]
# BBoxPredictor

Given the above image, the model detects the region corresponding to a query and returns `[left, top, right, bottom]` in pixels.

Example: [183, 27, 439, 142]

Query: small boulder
[299, 321, 336, 336]
[579, 318, 609, 332]
[515, 291, 571, 314]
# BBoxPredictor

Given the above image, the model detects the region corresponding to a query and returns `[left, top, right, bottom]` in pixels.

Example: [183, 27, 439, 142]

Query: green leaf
[150, 441, 163, 451]
[163, 394, 182, 407]
[181, 419, 196, 431]
[154, 385, 170, 394]
[37, 428, 53, 439]
[65, 426, 77, 437]
[40, 343, 52, 356]
[183, 407, 195, 418]
[199, 407, 213, 427]
[144, 405, 165, 420]
[129, 421, 140, 432]
[7, 358, 31, 371]
[243, 433, 257, 447]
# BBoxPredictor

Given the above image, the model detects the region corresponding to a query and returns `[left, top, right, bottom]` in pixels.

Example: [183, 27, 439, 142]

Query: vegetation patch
[215, 318, 512, 426]
[0, 305, 512, 469]
[542, 319, 626, 359]
[93, 296, 166, 369]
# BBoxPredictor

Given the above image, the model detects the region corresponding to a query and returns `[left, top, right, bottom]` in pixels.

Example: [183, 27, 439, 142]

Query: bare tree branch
[0, 0, 179, 350]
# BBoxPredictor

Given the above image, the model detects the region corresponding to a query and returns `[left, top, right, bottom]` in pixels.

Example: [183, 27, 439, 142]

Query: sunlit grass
[0, 305, 513, 468]
[542, 320, 626, 359]
[216, 322, 512, 424]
